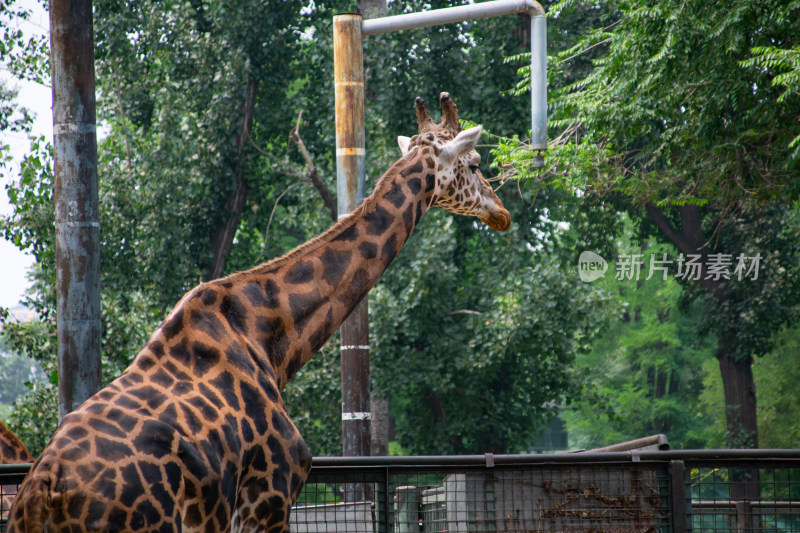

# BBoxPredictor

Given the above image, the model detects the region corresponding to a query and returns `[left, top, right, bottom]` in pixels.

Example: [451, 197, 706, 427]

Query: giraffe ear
[397, 136, 412, 156]
[440, 126, 482, 165]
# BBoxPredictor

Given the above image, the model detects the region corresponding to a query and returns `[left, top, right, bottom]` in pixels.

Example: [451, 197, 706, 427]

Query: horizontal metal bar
[588, 433, 670, 452]
[0, 463, 32, 474]
[6, 449, 800, 476]
[693, 501, 800, 514]
[312, 449, 800, 468]
[362, 0, 545, 36]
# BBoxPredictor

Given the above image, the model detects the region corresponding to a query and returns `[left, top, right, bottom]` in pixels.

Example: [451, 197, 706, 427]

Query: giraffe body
[0, 420, 33, 464]
[1, 420, 33, 521]
[6, 93, 510, 532]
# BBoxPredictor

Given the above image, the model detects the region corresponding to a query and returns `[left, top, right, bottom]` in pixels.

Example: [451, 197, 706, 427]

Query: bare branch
[289, 111, 337, 222]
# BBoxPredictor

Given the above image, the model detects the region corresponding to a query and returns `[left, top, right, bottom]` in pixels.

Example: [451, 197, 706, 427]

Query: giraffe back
[1, 420, 32, 522]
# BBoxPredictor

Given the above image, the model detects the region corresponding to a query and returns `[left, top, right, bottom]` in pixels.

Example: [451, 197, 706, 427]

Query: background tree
[701, 322, 800, 449]
[370, 207, 612, 454]
[495, 0, 800, 458]
[0, 0, 46, 180]
[2, 0, 618, 456]
[565, 227, 716, 450]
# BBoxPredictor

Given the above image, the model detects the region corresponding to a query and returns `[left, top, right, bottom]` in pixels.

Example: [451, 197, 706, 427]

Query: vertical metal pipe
[49, 0, 102, 420]
[334, 13, 371, 460]
[530, 12, 547, 153]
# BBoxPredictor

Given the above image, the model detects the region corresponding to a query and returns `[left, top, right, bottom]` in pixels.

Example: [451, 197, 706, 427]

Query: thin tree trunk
[207, 79, 257, 280]
[289, 114, 337, 222]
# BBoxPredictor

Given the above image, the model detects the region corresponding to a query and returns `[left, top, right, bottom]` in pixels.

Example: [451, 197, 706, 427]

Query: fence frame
[3, 450, 800, 532]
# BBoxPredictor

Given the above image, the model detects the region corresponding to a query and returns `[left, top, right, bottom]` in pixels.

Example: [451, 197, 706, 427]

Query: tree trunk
[717, 349, 758, 449]
[645, 203, 760, 443]
[718, 345, 760, 527]
[370, 393, 390, 456]
[206, 79, 257, 281]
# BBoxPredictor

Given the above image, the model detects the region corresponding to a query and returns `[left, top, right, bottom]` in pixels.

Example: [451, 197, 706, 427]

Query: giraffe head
[397, 92, 511, 232]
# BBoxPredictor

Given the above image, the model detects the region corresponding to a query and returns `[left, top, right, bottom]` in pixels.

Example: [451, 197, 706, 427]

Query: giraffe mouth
[480, 209, 511, 232]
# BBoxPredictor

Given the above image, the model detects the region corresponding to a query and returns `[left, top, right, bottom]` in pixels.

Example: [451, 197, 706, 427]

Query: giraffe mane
[224, 153, 416, 282]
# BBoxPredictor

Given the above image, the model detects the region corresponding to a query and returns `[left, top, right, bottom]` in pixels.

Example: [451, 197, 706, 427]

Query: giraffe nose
[478, 191, 511, 231]
[480, 207, 511, 232]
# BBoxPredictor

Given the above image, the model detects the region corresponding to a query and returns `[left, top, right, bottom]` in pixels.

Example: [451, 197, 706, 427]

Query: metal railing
[2, 450, 800, 532]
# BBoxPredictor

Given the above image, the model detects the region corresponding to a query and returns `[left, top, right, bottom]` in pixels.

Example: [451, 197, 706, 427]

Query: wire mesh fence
[292, 452, 800, 533]
[688, 464, 800, 533]
[1, 451, 799, 532]
[0, 464, 26, 529]
[293, 460, 672, 533]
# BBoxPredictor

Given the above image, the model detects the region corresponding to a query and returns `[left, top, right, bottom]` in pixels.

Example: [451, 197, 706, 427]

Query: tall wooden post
[333, 13, 371, 459]
[49, 0, 102, 420]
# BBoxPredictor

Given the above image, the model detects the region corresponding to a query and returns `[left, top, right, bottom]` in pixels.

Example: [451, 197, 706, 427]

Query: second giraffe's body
[6, 93, 510, 533]
[1, 420, 33, 521]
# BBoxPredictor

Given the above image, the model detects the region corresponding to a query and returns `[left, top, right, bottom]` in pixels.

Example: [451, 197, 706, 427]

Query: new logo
[578, 251, 608, 282]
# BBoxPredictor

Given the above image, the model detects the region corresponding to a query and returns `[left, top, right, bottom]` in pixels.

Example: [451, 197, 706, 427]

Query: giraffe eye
[469, 165, 480, 173]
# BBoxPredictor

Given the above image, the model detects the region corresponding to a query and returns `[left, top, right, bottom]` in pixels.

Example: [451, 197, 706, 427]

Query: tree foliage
[494, 0, 800, 450]
[565, 228, 716, 450]
[0, 0, 617, 456]
[548, 0, 800, 209]
[369, 204, 612, 454]
[0, 0, 49, 85]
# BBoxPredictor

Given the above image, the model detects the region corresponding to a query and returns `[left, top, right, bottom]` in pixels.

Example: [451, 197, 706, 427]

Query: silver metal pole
[362, 0, 548, 160]
[362, 0, 544, 36]
[530, 12, 547, 158]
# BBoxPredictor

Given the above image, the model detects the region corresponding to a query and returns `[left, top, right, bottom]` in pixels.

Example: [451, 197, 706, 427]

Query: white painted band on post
[56, 221, 101, 228]
[54, 123, 97, 135]
[336, 148, 366, 156]
[341, 345, 370, 350]
[342, 412, 372, 421]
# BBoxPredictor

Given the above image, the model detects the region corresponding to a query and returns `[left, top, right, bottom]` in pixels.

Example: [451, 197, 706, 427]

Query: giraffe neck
[138, 148, 435, 390]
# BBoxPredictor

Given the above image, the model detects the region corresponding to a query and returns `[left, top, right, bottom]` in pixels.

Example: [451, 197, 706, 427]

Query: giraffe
[6, 92, 510, 533]
[0, 420, 33, 465]
[1, 420, 33, 521]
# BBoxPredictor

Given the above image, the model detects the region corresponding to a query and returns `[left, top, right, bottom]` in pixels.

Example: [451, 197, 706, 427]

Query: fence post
[735, 500, 754, 533]
[396, 486, 419, 533]
[670, 460, 688, 533]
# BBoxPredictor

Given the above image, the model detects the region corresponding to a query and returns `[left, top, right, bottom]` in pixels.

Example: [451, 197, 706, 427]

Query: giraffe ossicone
[6, 92, 510, 533]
